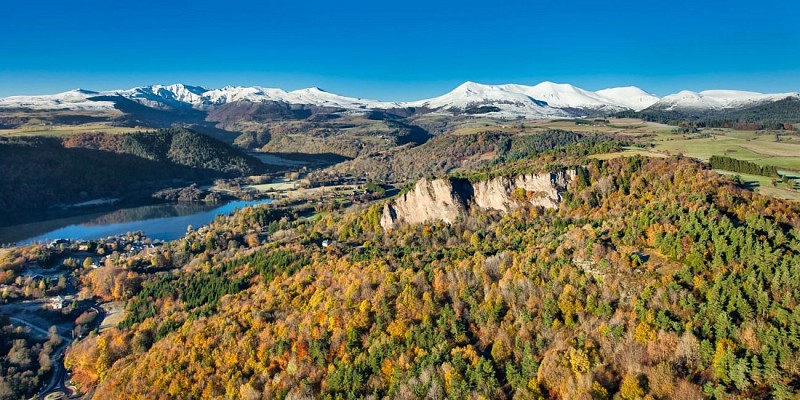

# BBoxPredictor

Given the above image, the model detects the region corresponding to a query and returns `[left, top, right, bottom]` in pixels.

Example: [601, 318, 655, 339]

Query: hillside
[60, 152, 800, 399]
[2, 83, 796, 163]
[618, 96, 800, 128]
[321, 129, 624, 182]
[220, 114, 432, 158]
[0, 128, 265, 222]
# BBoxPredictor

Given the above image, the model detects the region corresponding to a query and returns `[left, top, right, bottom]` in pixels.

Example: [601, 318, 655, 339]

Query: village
[1, 233, 163, 302]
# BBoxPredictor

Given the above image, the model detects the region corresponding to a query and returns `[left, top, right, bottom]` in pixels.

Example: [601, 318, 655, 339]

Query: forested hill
[0, 128, 265, 221]
[59, 128, 264, 176]
[617, 96, 800, 129]
[62, 153, 800, 399]
[323, 130, 625, 182]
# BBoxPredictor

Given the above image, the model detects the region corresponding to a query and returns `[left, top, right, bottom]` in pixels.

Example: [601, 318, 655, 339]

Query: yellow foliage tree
[620, 373, 646, 400]
[568, 348, 590, 374]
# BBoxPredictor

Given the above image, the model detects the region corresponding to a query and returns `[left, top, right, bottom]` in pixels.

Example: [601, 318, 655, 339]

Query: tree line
[709, 155, 778, 177]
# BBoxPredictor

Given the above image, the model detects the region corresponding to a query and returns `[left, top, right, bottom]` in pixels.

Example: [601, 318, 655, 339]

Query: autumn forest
[47, 151, 800, 399]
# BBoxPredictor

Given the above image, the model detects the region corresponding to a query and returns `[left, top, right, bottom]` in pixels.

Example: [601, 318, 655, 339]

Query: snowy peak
[71, 89, 100, 95]
[699, 89, 765, 98]
[406, 82, 566, 119]
[524, 81, 620, 110]
[412, 81, 540, 107]
[110, 84, 393, 110]
[407, 81, 656, 117]
[1, 81, 797, 119]
[203, 86, 291, 105]
[698, 89, 800, 104]
[649, 89, 800, 111]
[595, 86, 659, 111]
[450, 81, 495, 95]
[0, 89, 114, 111]
[285, 87, 393, 109]
[115, 83, 211, 109]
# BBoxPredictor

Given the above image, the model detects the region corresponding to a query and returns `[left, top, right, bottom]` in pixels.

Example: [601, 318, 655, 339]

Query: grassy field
[0, 123, 138, 137]
[650, 133, 800, 169]
[532, 118, 675, 136]
[436, 118, 800, 201]
[591, 147, 667, 160]
[444, 117, 677, 137]
[306, 211, 330, 223]
[586, 118, 800, 200]
[715, 170, 800, 201]
[245, 180, 298, 192]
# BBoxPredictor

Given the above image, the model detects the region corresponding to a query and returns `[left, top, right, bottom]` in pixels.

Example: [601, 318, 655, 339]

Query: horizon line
[2, 79, 799, 102]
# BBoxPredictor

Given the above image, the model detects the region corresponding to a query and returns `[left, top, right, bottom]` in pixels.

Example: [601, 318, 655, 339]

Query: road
[39, 306, 104, 399]
[38, 340, 72, 398]
[7, 304, 105, 399]
[8, 317, 70, 341]
[7, 315, 72, 398]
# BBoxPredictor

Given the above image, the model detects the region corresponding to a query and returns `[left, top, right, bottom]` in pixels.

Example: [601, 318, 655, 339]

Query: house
[322, 239, 333, 248]
[48, 239, 69, 248]
[48, 295, 75, 310]
[48, 296, 67, 310]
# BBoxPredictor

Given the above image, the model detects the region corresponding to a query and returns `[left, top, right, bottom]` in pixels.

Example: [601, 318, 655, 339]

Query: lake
[0, 199, 273, 245]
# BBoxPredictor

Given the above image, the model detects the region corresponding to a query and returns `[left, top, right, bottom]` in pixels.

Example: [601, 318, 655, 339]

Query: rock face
[381, 170, 574, 230]
[380, 178, 472, 229]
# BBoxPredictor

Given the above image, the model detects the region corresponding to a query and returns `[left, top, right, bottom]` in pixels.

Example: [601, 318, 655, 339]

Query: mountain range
[1, 81, 797, 119]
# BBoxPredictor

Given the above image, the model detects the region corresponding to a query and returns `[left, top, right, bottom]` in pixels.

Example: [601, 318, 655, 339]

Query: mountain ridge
[1, 81, 797, 120]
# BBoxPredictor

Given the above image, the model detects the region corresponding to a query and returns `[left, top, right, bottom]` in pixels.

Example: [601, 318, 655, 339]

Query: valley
[4, 0, 800, 396]
[0, 80, 799, 400]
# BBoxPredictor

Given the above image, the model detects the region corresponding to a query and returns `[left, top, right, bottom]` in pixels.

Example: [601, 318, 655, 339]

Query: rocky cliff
[380, 169, 575, 230]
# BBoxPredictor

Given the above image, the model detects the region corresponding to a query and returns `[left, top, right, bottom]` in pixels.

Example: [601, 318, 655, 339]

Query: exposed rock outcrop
[380, 178, 472, 228]
[381, 169, 575, 230]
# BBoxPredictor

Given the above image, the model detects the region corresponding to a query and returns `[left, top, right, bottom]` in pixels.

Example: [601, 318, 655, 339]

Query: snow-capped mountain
[648, 90, 800, 112]
[595, 87, 660, 111]
[0, 82, 796, 119]
[118, 84, 398, 110]
[275, 87, 399, 109]
[0, 89, 116, 111]
[521, 81, 627, 111]
[115, 84, 209, 109]
[404, 81, 570, 119]
[403, 81, 659, 117]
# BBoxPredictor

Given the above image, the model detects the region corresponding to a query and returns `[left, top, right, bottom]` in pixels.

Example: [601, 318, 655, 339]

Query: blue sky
[1, 0, 798, 100]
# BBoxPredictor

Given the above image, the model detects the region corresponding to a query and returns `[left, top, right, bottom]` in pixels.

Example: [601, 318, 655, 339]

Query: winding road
[7, 304, 105, 399]
[8, 317, 69, 341]
[7, 316, 72, 398]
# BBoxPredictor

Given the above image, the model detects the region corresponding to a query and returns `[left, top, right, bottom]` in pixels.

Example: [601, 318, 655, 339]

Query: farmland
[0, 122, 137, 137]
[577, 118, 800, 200]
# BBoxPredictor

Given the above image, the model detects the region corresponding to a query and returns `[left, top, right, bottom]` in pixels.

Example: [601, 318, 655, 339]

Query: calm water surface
[0, 199, 273, 245]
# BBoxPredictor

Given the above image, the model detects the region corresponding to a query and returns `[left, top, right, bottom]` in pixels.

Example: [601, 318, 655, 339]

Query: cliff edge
[381, 169, 575, 230]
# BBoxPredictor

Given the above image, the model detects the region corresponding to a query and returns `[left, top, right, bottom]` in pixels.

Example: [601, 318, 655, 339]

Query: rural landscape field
[2, 1, 799, 399]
